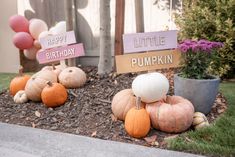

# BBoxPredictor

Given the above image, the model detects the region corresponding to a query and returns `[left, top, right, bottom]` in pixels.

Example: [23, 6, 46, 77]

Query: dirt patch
[0, 67, 227, 148]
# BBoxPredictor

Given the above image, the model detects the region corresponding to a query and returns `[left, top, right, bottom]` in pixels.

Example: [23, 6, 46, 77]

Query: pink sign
[123, 30, 177, 53]
[37, 43, 84, 64]
[39, 31, 76, 49]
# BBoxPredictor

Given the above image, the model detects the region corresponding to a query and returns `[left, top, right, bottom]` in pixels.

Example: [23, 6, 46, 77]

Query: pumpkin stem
[46, 81, 53, 86]
[136, 97, 141, 110]
[69, 70, 73, 73]
[19, 65, 23, 76]
[52, 64, 56, 70]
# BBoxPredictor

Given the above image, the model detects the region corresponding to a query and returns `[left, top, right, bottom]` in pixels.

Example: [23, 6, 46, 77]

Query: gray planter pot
[174, 74, 220, 114]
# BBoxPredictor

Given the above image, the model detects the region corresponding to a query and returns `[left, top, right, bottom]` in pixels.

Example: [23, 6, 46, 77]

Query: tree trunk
[98, 0, 112, 74]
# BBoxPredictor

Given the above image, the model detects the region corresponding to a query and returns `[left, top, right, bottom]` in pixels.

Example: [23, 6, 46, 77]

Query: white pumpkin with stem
[58, 67, 86, 88]
[13, 90, 28, 104]
[193, 112, 209, 130]
[132, 72, 169, 103]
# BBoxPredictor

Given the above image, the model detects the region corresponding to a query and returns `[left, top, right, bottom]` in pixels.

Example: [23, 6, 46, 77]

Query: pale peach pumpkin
[25, 70, 57, 101]
[146, 96, 194, 133]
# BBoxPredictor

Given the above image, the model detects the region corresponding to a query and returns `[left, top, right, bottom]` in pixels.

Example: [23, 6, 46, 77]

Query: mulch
[0, 66, 227, 148]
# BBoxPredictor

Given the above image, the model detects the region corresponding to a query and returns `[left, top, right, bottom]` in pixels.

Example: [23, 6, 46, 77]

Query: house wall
[0, 0, 20, 73]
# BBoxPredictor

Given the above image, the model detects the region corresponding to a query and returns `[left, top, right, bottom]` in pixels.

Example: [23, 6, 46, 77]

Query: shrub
[175, 0, 235, 79]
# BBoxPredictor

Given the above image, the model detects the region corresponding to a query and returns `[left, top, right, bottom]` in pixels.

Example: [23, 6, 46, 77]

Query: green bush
[176, 0, 235, 79]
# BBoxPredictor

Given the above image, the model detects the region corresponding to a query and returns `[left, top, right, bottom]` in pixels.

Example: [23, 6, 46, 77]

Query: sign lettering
[115, 50, 181, 74]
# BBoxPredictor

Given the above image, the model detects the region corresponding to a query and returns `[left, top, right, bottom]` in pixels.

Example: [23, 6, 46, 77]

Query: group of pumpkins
[10, 65, 86, 107]
[111, 72, 209, 138]
[9, 14, 67, 60]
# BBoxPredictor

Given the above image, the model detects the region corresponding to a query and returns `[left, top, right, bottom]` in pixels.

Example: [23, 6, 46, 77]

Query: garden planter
[174, 74, 220, 114]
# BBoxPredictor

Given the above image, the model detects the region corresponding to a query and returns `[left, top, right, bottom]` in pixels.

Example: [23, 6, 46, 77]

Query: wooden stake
[114, 0, 125, 56]
[135, 0, 144, 32]
[64, 0, 76, 67]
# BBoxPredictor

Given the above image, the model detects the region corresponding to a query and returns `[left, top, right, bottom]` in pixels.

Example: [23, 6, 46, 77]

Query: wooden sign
[37, 43, 84, 64]
[39, 31, 76, 49]
[123, 30, 177, 53]
[115, 49, 181, 74]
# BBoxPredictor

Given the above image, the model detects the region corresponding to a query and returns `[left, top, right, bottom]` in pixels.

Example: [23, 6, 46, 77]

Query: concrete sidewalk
[0, 122, 204, 157]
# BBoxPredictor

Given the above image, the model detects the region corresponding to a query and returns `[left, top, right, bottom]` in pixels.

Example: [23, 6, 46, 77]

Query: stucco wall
[0, 0, 20, 73]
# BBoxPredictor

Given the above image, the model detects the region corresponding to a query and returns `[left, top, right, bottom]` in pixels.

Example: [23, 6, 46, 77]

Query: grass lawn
[0, 73, 234, 156]
[168, 82, 235, 157]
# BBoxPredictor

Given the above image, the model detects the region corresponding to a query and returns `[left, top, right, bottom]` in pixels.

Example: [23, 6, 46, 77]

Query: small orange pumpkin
[10, 67, 30, 96]
[41, 81, 67, 107]
[146, 95, 194, 133]
[125, 97, 150, 138]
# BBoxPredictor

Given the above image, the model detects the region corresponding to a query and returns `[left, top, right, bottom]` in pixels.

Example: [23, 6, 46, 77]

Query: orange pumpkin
[112, 89, 137, 120]
[125, 97, 150, 138]
[146, 96, 194, 133]
[9, 67, 30, 96]
[41, 81, 67, 107]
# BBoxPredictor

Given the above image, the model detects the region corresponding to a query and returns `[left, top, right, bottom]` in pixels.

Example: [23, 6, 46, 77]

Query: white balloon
[29, 19, 48, 39]
[54, 21, 66, 35]
[49, 26, 57, 35]
[23, 46, 39, 60]
[38, 31, 51, 40]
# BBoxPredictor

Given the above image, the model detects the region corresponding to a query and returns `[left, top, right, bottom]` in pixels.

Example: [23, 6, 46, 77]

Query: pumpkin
[112, 89, 143, 120]
[125, 97, 150, 138]
[25, 70, 57, 101]
[41, 81, 67, 107]
[13, 90, 28, 104]
[9, 67, 30, 96]
[41, 64, 65, 77]
[146, 96, 194, 133]
[58, 67, 86, 88]
[132, 72, 169, 103]
[193, 112, 209, 130]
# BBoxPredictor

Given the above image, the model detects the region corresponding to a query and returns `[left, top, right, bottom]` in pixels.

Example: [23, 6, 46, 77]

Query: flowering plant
[178, 39, 223, 79]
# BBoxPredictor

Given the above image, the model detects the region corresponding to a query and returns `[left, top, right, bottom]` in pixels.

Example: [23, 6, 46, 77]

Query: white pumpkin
[13, 90, 28, 104]
[41, 64, 66, 77]
[193, 112, 209, 130]
[132, 72, 169, 103]
[58, 67, 86, 88]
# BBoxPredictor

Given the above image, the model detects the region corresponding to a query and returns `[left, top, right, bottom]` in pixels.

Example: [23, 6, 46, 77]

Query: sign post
[37, 31, 84, 65]
[115, 30, 180, 74]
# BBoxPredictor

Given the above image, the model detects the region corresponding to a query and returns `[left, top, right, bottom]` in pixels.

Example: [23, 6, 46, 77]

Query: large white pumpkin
[132, 72, 169, 103]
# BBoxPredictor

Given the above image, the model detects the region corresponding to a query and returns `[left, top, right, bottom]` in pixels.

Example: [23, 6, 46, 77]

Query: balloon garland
[9, 14, 66, 60]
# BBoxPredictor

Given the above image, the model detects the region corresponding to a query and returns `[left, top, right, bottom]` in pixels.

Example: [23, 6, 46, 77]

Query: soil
[0, 66, 227, 148]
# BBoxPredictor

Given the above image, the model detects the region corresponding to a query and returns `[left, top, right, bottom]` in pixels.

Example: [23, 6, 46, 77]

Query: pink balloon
[13, 32, 33, 50]
[9, 15, 29, 32]
[24, 46, 39, 60]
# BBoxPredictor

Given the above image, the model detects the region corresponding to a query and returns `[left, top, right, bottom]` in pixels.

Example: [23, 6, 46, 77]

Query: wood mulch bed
[0, 66, 227, 148]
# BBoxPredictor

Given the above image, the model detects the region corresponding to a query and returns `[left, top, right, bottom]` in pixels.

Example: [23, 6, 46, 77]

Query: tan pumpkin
[25, 70, 57, 101]
[146, 96, 194, 133]
[41, 81, 67, 108]
[58, 67, 86, 88]
[125, 97, 150, 138]
[112, 89, 144, 120]
[193, 112, 209, 130]
[9, 67, 30, 96]
[13, 90, 28, 104]
[41, 64, 66, 77]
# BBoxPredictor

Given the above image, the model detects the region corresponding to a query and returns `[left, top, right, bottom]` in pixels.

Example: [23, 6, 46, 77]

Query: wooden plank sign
[115, 50, 181, 74]
[39, 31, 76, 50]
[36, 43, 84, 64]
[123, 30, 177, 53]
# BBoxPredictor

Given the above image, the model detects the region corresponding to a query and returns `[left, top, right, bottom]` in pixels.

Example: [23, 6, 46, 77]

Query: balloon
[38, 31, 52, 40]
[13, 32, 33, 50]
[48, 26, 57, 35]
[33, 40, 41, 49]
[23, 46, 39, 60]
[9, 15, 29, 32]
[54, 21, 66, 34]
[29, 19, 48, 39]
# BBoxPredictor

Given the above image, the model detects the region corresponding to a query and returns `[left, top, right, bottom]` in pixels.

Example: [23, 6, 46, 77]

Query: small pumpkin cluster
[10, 66, 86, 108]
[112, 72, 208, 139]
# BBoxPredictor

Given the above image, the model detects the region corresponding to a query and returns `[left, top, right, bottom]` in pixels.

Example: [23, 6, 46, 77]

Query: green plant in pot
[174, 39, 223, 114]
